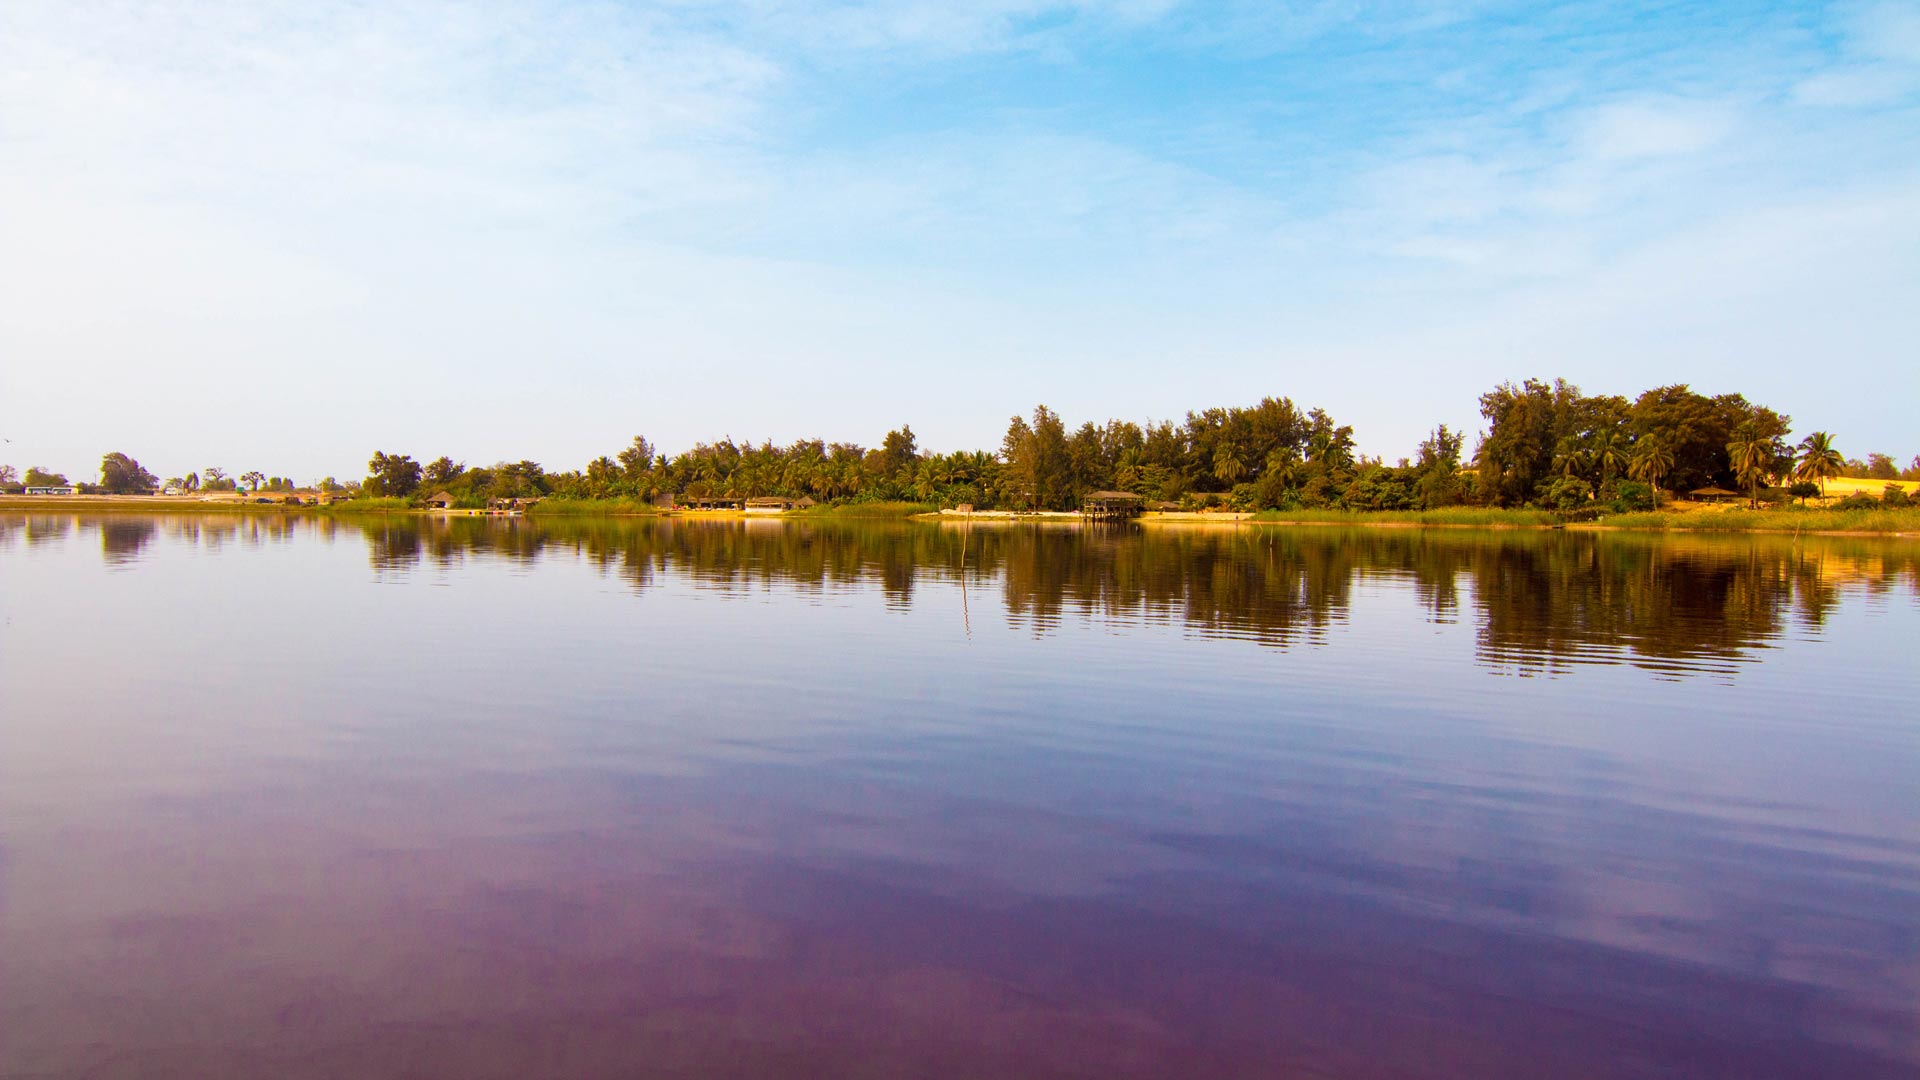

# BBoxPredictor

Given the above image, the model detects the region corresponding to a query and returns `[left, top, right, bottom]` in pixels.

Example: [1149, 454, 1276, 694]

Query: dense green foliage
[365, 398, 1477, 513]
[367, 379, 1879, 515]
[1474, 380, 1800, 509]
[14, 379, 1912, 517]
[99, 452, 158, 495]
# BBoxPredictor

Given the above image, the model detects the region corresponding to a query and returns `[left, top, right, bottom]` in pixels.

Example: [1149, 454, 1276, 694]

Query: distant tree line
[349, 381, 1917, 513]
[0, 456, 321, 496]
[7, 381, 1917, 510]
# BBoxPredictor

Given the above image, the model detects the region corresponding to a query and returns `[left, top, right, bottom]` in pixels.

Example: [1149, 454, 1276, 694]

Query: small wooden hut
[424, 490, 457, 509]
[1082, 490, 1144, 519]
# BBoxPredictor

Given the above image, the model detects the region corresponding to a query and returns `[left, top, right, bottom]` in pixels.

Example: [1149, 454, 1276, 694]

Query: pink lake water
[2, 514, 1917, 1078]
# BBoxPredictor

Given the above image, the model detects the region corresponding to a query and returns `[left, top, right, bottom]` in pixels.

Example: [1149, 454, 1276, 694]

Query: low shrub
[798, 501, 936, 518]
[1543, 476, 1592, 510]
[1609, 480, 1655, 513]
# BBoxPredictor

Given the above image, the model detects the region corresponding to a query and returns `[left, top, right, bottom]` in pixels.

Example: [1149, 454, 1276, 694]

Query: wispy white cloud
[1571, 97, 1738, 161]
[1335, 91, 1754, 281]
[0, 1, 1915, 475]
[0, 1, 778, 229]
[1792, 0, 1920, 105]
[701, 0, 1181, 56]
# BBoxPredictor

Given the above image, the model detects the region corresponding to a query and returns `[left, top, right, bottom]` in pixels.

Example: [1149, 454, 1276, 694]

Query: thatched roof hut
[1689, 486, 1742, 502]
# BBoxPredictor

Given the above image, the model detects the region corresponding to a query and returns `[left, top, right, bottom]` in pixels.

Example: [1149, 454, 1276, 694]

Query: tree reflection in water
[20, 513, 1917, 679]
[353, 516, 1915, 678]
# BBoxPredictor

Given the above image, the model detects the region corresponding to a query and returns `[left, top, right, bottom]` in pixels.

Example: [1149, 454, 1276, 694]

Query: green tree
[1475, 378, 1579, 506]
[879, 424, 919, 480]
[1212, 443, 1246, 485]
[1593, 429, 1629, 484]
[1002, 406, 1070, 509]
[584, 455, 620, 497]
[242, 470, 266, 492]
[1552, 436, 1591, 484]
[1726, 425, 1773, 508]
[100, 452, 159, 494]
[1629, 385, 1787, 494]
[1414, 425, 1464, 508]
[365, 451, 423, 497]
[1628, 438, 1675, 506]
[1543, 475, 1593, 510]
[1793, 432, 1843, 498]
[617, 436, 655, 488]
[24, 467, 67, 487]
[1001, 414, 1038, 510]
[423, 456, 464, 487]
[493, 460, 547, 498]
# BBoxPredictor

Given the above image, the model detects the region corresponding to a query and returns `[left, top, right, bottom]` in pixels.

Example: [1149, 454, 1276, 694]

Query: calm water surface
[3, 513, 1917, 1078]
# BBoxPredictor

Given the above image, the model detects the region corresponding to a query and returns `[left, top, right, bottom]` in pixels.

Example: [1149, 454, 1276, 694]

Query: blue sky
[2, 1, 1917, 481]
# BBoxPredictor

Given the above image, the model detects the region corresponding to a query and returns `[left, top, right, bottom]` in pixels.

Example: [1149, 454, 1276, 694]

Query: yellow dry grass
[1820, 476, 1914, 497]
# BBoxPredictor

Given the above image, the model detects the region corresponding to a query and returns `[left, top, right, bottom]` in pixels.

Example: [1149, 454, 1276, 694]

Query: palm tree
[913, 458, 951, 502]
[1552, 437, 1590, 483]
[1795, 431, 1843, 499]
[1265, 447, 1301, 491]
[1212, 443, 1246, 485]
[1629, 438, 1674, 507]
[1726, 425, 1773, 509]
[1309, 431, 1354, 472]
[1593, 429, 1629, 485]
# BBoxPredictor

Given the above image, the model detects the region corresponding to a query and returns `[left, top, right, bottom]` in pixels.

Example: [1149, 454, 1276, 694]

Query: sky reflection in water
[2, 514, 1917, 1078]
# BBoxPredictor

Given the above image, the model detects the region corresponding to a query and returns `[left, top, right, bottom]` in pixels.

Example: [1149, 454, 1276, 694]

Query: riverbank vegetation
[796, 501, 937, 519]
[10, 380, 1918, 525]
[1243, 507, 1564, 527]
[522, 497, 665, 517]
[1592, 505, 1920, 533]
[343, 380, 1914, 522]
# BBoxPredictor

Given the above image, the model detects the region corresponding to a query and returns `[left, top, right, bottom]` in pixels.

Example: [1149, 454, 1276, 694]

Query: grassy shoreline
[795, 501, 936, 519]
[5, 495, 1916, 536]
[1243, 507, 1561, 527]
[1572, 506, 1920, 534]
